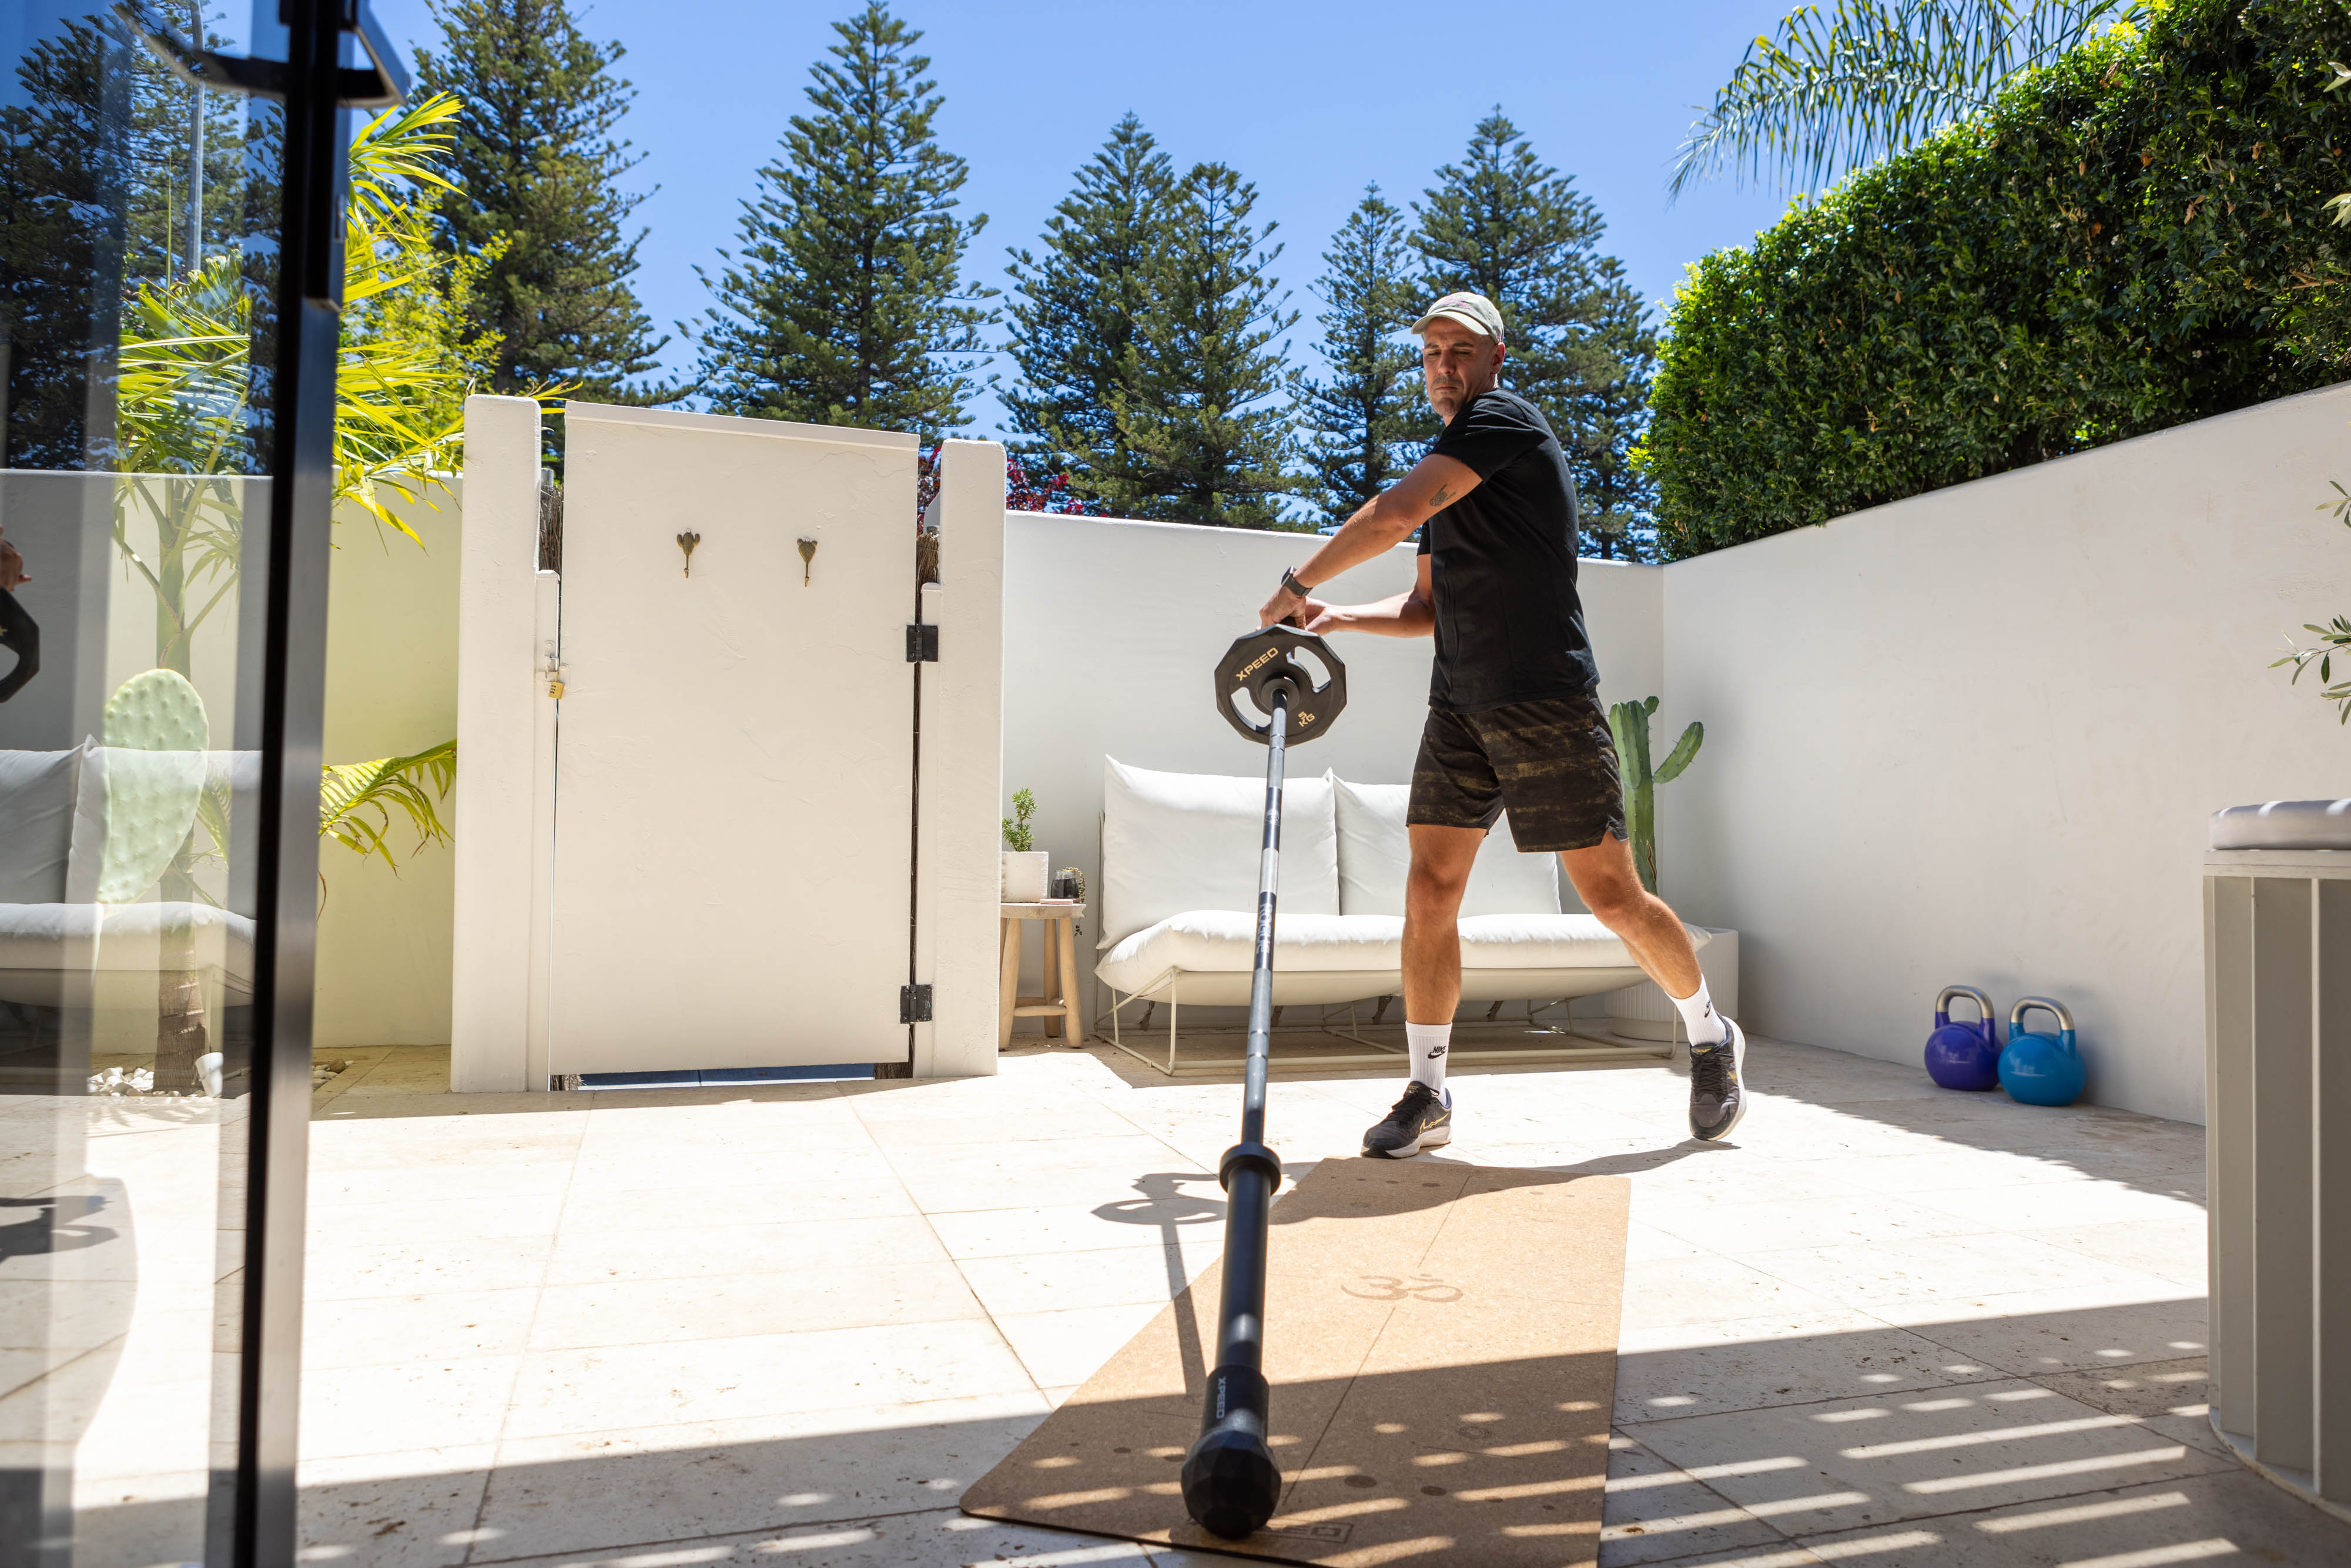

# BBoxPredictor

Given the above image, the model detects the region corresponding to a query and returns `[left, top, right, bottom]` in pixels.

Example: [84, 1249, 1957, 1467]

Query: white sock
[1405, 1022, 1451, 1095]
[1669, 976, 1729, 1047]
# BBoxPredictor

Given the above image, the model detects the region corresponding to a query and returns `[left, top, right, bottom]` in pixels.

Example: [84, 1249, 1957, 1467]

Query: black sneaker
[1362, 1081, 1452, 1159]
[1687, 1016, 1748, 1141]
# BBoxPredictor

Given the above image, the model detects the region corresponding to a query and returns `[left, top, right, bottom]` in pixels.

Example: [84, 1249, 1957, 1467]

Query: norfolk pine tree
[1003, 115, 1176, 480]
[416, 0, 674, 401]
[1414, 110, 1611, 420]
[1566, 258, 1659, 559]
[1083, 162, 1298, 528]
[694, 1, 990, 437]
[1296, 186, 1428, 525]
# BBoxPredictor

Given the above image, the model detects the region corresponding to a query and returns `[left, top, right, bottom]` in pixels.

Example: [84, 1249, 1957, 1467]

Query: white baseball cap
[1411, 291, 1505, 342]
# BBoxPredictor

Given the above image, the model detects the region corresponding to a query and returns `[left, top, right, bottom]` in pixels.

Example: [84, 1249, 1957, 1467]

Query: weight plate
[1213, 626, 1348, 746]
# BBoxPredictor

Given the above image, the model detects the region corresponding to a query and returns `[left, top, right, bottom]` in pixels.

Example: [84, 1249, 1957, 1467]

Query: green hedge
[1642, 0, 2351, 557]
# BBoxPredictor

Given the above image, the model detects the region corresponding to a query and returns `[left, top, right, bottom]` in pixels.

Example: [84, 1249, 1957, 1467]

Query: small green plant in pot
[1607, 696, 1703, 893]
[1001, 788, 1049, 902]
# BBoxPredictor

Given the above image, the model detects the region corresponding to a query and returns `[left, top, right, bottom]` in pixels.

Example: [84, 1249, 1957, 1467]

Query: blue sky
[367, 0, 1804, 438]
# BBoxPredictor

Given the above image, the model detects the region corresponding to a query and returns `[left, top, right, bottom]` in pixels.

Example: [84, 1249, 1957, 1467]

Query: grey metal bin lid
[2209, 799, 2351, 850]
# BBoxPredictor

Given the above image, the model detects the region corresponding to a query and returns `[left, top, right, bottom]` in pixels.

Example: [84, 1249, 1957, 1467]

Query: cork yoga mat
[962, 1157, 1629, 1567]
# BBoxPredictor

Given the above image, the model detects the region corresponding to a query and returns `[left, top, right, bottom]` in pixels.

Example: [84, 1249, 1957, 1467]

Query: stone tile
[990, 1299, 1168, 1390]
[306, 1192, 571, 1245]
[1626, 1378, 2231, 1534]
[307, 1236, 557, 1300]
[300, 1355, 521, 1460]
[1796, 1148, 2099, 1198]
[1601, 1433, 1784, 1566]
[310, 1161, 578, 1205]
[1625, 1222, 1709, 1263]
[955, 1242, 1217, 1318]
[1899, 1178, 2203, 1232]
[1789, 1469, 2351, 1566]
[473, 1392, 1050, 1559]
[1620, 1255, 1850, 1332]
[1736, 1234, 2184, 1315]
[2016, 1218, 2207, 1289]
[298, 1443, 497, 1568]
[555, 1179, 918, 1232]
[882, 1136, 1199, 1213]
[924, 1197, 1228, 1262]
[859, 1103, 1151, 1145]
[541, 1214, 949, 1285]
[1642, 1195, 1994, 1256]
[467, 1506, 1158, 1567]
[1879, 1289, 2208, 1376]
[525, 1262, 986, 1349]
[305, 1288, 541, 1369]
[1617, 1311, 1994, 1424]
[2034, 1356, 2209, 1420]
[560, 1146, 907, 1197]
[500, 1319, 1035, 1438]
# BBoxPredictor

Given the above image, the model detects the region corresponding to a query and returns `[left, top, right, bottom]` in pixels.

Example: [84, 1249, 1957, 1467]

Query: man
[1256, 290, 1746, 1157]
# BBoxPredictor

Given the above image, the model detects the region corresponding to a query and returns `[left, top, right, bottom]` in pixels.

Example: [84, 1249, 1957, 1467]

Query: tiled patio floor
[297, 1038, 2351, 1567]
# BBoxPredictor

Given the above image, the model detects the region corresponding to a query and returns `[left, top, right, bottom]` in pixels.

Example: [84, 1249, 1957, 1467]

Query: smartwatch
[1280, 568, 1312, 599]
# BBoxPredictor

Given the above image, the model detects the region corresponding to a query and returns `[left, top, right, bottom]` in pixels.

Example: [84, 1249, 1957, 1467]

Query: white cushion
[1330, 778, 1561, 917]
[0, 902, 254, 977]
[0, 745, 88, 904]
[1457, 913, 1709, 967]
[1097, 910, 1401, 992]
[1100, 758, 1339, 949]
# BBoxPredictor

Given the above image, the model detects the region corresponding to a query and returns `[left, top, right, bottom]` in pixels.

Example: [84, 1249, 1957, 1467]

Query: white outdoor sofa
[1093, 758, 1718, 1073]
[0, 743, 256, 1017]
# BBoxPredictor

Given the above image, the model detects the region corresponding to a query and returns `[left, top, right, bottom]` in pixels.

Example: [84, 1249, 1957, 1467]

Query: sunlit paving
[232, 1035, 2336, 1566]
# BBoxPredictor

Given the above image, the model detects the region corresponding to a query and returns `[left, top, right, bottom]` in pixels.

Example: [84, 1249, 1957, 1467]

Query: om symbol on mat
[1341, 1274, 1463, 1302]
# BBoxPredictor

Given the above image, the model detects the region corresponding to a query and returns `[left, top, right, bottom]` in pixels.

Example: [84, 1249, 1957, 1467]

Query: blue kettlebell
[1923, 985, 2000, 1090]
[2000, 997, 2087, 1107]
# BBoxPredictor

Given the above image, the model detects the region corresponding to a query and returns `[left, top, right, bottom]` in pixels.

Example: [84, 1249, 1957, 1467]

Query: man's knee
[1580, 870, 1650, 927]
[1405, 859, 1472, 913]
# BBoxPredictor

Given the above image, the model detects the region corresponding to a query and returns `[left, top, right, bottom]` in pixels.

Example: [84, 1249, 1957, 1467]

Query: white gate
[451, 399, 1006, 1087]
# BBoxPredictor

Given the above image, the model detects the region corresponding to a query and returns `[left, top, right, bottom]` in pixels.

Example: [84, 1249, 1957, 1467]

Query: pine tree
[1002, 114, 1176, 481]
[1413, 110, 1608, 418]
[1295, 186, 1429, 524]
[1079, 162, 1298, 528]
[415, 0, 674, 401]
[694, 1, 990, 437]
[1561, 259, 1659, 560]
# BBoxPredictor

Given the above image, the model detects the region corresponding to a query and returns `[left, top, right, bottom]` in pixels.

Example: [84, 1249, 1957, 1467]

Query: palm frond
[346, 93, 464, 229]
[1670, 0, 2139, 197]
[319, 739, 457, 872]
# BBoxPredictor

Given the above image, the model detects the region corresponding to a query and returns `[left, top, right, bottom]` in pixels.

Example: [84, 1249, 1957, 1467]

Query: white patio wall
[1659, 380, 2351, 1125]
[997, 514, 1666, 1030]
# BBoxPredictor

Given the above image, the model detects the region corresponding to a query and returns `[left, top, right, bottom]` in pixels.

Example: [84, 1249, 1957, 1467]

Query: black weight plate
[1213, 626, 1347, 746]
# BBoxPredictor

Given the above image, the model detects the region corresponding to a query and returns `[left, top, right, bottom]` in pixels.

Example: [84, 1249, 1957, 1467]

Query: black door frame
[120, 2, 413, 1559]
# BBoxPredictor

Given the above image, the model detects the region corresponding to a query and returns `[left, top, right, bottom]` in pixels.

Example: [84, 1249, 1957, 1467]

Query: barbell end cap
[1218, 1141, 1282, 1192]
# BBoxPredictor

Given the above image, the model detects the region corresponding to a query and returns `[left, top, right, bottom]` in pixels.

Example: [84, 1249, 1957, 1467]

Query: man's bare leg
[1561, 832, 1750, 1141]
[1362, 826, 1482, 1158]
[1558, 833, 1702, 998]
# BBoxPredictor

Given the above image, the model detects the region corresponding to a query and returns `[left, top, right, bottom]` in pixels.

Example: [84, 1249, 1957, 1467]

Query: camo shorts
[1406, 688, 1627, 853]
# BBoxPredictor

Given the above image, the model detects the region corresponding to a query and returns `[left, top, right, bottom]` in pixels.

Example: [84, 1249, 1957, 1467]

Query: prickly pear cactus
[96, 669, 210, 903]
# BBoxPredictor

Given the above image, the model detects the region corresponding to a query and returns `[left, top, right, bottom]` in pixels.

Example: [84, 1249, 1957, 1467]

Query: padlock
[1923, 984, 1999, 1091]
[1999, 996, 2087, 1107]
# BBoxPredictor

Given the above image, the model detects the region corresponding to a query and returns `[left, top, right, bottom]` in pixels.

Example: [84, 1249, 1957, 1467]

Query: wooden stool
[1000, 901, 1086, 1048]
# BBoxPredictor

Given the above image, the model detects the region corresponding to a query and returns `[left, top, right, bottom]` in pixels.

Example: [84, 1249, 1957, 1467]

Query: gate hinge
[900, 983, 934, 1023]
[906, 624, 939, 662]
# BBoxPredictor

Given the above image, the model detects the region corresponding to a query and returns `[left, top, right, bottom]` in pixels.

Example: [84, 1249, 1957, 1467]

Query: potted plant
[1001, 788, 1049, 902]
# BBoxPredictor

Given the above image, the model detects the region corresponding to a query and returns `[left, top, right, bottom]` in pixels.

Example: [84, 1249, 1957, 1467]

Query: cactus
[100, 668, 213, 1094]
[98, 668, 210, 904]
[1607, 695, 1702, 894]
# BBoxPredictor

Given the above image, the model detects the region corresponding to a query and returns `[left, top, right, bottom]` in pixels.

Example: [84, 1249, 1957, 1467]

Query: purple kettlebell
[1924, 984, 2000, 1091]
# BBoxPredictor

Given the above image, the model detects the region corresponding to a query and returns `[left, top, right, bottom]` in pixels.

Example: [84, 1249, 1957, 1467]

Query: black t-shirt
[1416, 387, 1596, 711]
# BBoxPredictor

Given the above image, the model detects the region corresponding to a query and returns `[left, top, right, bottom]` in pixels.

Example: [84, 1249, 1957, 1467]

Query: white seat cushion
[1331, 777, 1561, 916]
[1097, 911, 1401, 993]
[1457, 913, 1709, 967]
[0, 902, 254, 977]
[1100, 758, 1339, 949]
